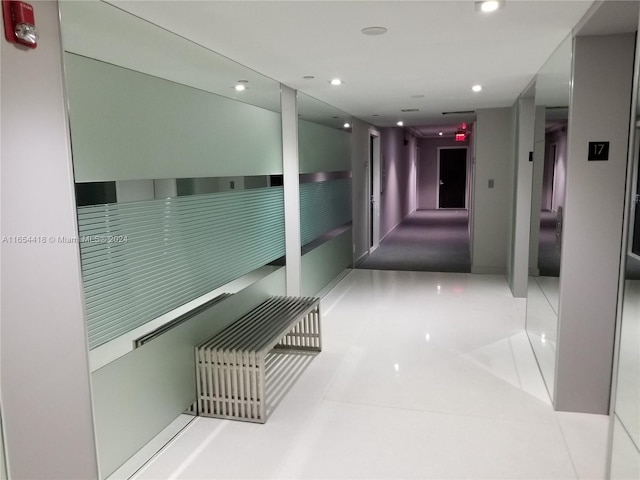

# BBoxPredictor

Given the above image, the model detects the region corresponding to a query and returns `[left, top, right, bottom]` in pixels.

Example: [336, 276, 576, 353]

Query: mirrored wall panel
[526, 34, 572, 400]
[610, 35, 640, 479]
[59, 0, 285, 477]
[297, 92, 353, 296]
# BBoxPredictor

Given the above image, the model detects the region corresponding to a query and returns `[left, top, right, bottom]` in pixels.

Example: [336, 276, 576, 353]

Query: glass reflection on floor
[526, 276, 559, 398]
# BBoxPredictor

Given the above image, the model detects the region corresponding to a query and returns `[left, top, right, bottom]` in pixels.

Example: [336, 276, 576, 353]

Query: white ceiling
[106, 0, 598, 127]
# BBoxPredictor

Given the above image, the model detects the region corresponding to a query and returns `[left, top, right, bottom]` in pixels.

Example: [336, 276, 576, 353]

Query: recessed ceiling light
[303, 75, 315, 80]
[476, 1, 502, 13]
[397, 121, 404, 126]
[343, 123, 351, 128]
[439, 132, 443, 136]
[361, 26, 388, 36]
[330, 78, 342, 86]
[472, 84, 483, 92]
[234, 84, 246, 91]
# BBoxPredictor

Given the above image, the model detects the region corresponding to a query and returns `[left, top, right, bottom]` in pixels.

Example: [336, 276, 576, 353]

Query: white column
[281, 85, 301, 296]
[471, 107, 515, 274]
[556, 33, 635, 413]
[510, 95, 535, 297]
[153, 179, 178, 199]
[0, 1, 99, 478]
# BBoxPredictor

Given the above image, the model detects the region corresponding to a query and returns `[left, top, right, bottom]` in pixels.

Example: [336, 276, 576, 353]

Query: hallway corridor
[128, 270, 607, 480]
[359, 210, 471, 272]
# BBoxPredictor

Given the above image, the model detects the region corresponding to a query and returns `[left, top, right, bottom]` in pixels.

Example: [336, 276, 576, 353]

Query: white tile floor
[132, 270, 609, 480]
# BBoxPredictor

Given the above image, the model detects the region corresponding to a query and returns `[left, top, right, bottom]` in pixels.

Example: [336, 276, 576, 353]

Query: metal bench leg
[274, 305, 322, 353]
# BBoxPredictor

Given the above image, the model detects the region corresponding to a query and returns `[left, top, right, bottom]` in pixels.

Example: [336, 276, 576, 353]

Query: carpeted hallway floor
[358, 209, 471, 272]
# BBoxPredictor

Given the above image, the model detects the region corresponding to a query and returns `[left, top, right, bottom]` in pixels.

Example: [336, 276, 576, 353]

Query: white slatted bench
[195, 296, 321, 423]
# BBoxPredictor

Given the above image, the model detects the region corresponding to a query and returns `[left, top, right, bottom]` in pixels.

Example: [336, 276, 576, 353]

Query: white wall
[505, 105, 518, 288]
[298, 119, 351, 174]
[0, 2, 99, 478]
[472, 107, 515, 274]
[555, 33, 635, 414]
[509, 97, 535, 298]
[379, 128, 417, 239]
[115, 180, 155, 202]
[417, 136, 473, 210]
[351, 118, 380, 263]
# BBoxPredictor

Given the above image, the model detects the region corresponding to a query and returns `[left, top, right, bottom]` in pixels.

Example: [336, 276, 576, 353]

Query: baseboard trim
[317, 268, 351, 298]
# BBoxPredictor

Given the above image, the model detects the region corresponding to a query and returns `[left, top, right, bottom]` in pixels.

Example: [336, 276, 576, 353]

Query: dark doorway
[438, 148, 467, 209]
[542, 143, 557, 211]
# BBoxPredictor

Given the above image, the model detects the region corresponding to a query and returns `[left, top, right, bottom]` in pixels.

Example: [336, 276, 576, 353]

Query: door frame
[549, 142, 559, 211]
[436, 146, 468, 209]
[368, 128, 381, 253]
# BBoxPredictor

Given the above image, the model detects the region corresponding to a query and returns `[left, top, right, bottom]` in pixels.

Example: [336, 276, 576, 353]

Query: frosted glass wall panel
[58, 0, 281, 113]
[301, 229, 353, 297]
[299, 119, 352, 174]
[299, 178, 352, 247]
[92, 267, 285, 478]
[65, 53, 283, 182]
[78, 187, 285, 349]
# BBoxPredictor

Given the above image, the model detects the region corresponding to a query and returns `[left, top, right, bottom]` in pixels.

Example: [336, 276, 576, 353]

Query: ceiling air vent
[401, 108, 420, 112]
[442, 110, 475, 116]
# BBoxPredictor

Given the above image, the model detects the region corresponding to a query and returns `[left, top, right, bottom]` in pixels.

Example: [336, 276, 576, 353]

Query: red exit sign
[455, 131, 466, 142]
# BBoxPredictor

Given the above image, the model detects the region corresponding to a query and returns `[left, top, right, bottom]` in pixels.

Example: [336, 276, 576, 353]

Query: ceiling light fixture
[361, 26, 388, 36]
[330, 78, 342, 86]
[472, 84, 483, 92]
[439, 132, 443, 136]
[397, 121, 404, 127]
[234, 80, 249, 91]
[343, 123, 351, 128]
[476, 1, 503, 13]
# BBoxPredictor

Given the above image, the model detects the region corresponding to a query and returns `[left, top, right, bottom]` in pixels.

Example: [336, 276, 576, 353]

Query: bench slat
[196, 295, 321, 423]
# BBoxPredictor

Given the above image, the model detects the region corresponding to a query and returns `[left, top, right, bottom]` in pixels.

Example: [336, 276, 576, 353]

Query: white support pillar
[1, 1, 99, 478]
[555, 33, 635, 414]
[510, 95, 535, 298]
[281, 85, 301, 296]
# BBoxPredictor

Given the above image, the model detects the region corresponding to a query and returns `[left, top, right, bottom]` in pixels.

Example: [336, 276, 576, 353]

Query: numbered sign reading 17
[588, 141, 610, 161]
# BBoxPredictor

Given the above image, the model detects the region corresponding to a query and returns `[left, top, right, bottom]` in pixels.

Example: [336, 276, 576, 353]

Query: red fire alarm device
[3, 1, 38, 49]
